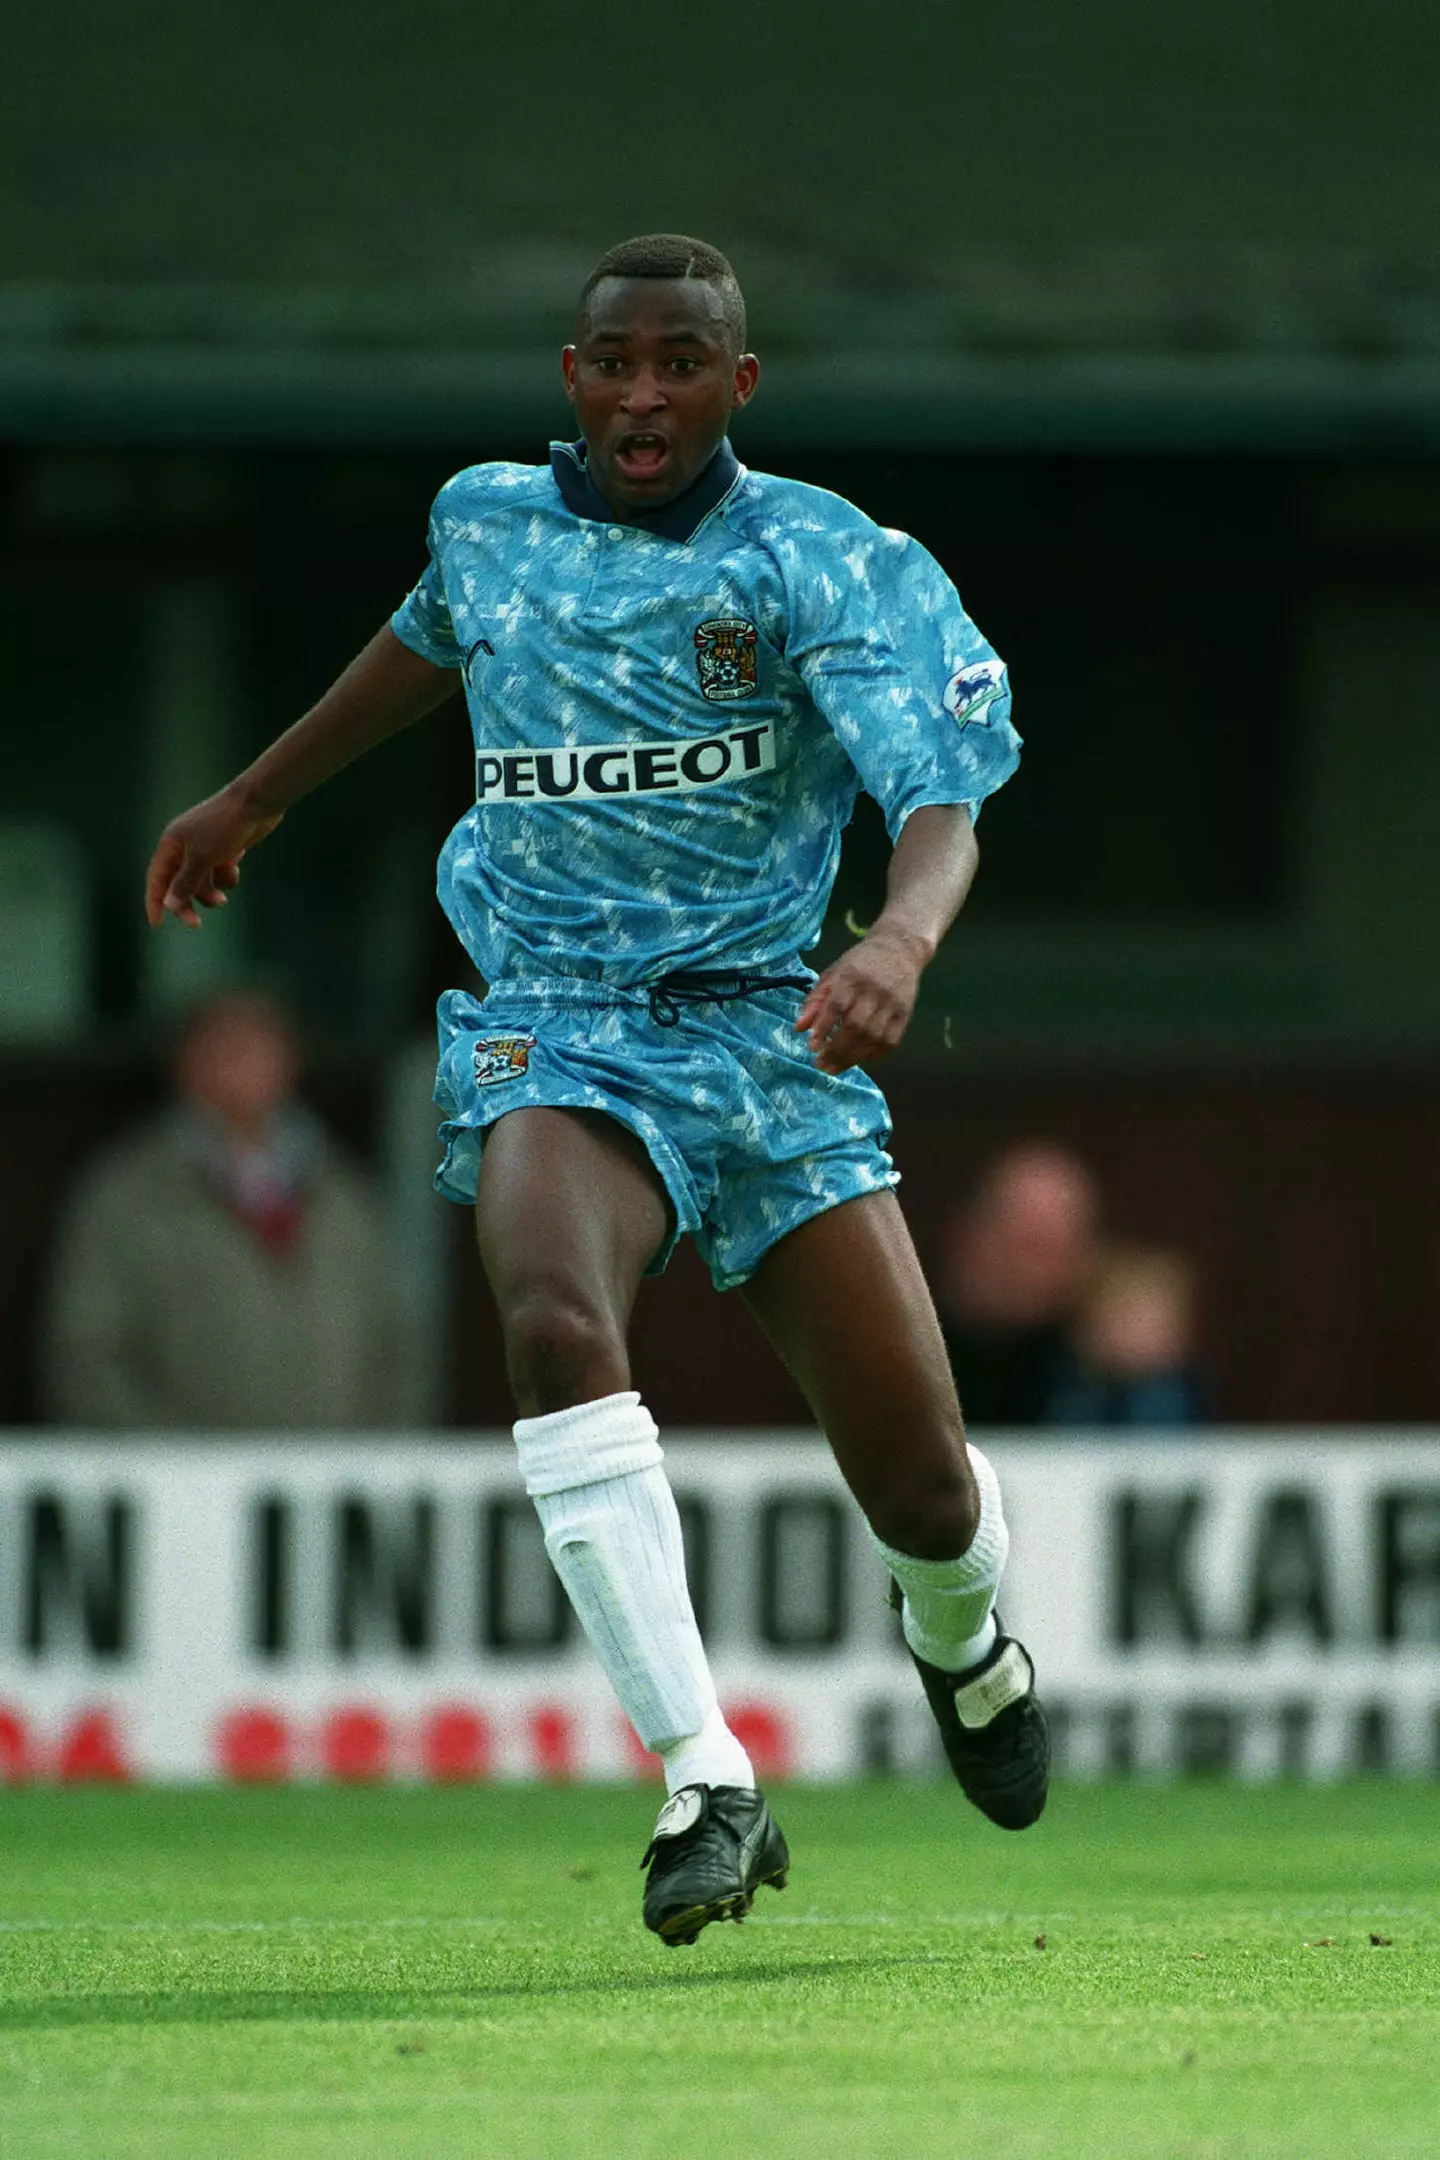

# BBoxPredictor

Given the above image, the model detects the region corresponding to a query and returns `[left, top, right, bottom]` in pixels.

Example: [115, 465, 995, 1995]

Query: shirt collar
[548, 437, 742, 543]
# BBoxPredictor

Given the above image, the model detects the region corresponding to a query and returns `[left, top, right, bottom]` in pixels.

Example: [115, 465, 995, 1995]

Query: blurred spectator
[42, 990, 422, 1429]
[936, 1142, 1100, 1425]
[1049, 1243, 1209, 1428]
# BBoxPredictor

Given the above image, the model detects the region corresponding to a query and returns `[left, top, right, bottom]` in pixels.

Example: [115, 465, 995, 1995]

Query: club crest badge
[942, 657, 1006, 729]
[694, 617, 759, 702]
[473, 1034, 536, 1087]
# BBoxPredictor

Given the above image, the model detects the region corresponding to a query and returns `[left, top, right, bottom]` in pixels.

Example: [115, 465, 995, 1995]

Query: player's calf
[864, 1456, 980, 1562]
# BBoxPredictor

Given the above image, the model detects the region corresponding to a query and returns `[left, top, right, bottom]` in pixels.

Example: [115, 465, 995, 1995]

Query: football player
[145, 234, 1049, 1944]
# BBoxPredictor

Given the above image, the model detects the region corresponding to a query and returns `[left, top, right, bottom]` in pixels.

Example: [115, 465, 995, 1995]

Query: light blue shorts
[433, 977, 898, 1291]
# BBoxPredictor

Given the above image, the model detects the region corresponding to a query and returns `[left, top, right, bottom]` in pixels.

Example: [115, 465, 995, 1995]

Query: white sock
[870, 1443, 1009, 1674]
[513, 1392, 754, 1794]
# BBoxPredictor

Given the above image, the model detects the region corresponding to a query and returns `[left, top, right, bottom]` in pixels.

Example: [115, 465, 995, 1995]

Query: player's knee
[501, 1285, 628, 1416]
[867, 1452, 980, 1561]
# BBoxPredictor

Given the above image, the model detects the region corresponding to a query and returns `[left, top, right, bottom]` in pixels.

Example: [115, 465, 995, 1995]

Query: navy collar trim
[549, 438, 742, 542]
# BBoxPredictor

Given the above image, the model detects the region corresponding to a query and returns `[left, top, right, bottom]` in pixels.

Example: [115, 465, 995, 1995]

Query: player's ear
[561, 346, 579, 402]
[731, 353, 760, 410]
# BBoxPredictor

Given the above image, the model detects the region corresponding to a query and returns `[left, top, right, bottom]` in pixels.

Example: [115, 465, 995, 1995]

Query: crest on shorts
[694, 616, 759, 702]
[473, 1034, 536, 1087]
[942, 657, 1006, 730]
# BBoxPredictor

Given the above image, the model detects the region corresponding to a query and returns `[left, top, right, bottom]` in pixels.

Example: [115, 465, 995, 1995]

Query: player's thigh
[741, 1189, 971, 1520]
[474, 1105, 670, 1331]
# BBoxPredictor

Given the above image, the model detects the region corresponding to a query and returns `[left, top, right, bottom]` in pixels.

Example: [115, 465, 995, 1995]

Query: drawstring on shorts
[645, 970, 812, 1028]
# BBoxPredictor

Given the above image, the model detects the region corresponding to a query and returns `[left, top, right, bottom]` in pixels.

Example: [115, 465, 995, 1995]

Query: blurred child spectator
[1049, 1243, 1209, 1428]
[41, 990, 422, 1429]
[936, 1142, 1101, 1425]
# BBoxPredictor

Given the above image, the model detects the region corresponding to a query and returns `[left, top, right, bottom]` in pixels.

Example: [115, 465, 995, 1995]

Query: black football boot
[640, 1784, 790, 1946]
[895, 1591, 1050, 1829]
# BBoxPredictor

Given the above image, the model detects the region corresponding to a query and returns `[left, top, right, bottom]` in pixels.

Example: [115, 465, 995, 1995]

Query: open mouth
[614, 432, 671, 480]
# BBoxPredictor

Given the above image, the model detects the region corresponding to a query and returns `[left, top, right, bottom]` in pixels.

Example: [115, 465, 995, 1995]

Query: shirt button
[608, 526, 625, 541]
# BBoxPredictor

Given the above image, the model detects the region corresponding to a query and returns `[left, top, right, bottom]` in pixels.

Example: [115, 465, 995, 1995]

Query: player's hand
[144, 785, 283, 930]
[795, 925, 929, 1074]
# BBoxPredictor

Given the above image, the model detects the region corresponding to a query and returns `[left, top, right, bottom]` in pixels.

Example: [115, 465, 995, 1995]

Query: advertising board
[2, 1436, 1437, 1782]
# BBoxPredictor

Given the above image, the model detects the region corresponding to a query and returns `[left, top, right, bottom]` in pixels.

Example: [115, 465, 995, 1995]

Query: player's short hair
[577, 234, 747, 353]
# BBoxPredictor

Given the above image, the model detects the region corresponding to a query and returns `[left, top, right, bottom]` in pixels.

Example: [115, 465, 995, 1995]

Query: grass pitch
[1, 1781, 1436, 2159]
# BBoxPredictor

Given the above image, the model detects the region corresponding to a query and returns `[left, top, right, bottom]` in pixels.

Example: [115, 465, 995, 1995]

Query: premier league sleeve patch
[695, 617, 759, 702]
[942, 657, 1007, 729]
[473, 1033, 537, 1086]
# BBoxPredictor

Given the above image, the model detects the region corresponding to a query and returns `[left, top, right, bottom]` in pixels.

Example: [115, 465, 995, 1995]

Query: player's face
[563, 278, 759, 515]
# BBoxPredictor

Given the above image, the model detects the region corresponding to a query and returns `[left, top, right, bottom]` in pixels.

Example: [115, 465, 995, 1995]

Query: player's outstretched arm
[797, 802, 978, 1074]
[144, 627, 455, 929]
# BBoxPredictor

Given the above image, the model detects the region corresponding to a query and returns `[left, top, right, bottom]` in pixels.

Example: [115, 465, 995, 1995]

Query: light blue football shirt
[391, 439, 1021, 986]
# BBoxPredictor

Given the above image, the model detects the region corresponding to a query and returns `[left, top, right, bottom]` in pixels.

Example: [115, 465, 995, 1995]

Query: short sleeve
[390, 518, 463, 669]
[783, 521, 1021, 838]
